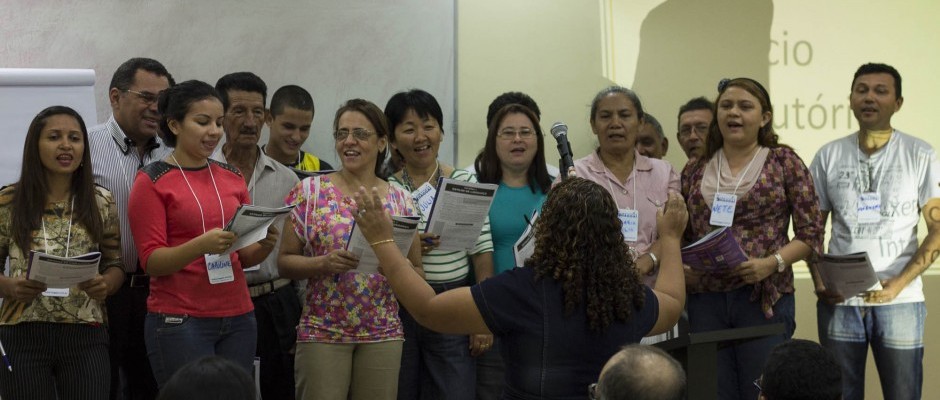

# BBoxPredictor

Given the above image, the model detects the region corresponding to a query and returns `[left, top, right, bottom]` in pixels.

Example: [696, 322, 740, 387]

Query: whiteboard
[0, 0, 456, 167]
[0, 68, 98, 187]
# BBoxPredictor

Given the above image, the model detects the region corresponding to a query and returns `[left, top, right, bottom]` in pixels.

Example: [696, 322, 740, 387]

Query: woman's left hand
[470, 333, 494, 356]
[78, 275, 109, 301]
[733, 256, 777, 285]
[353, 186, 394, 243]
[258, 225, 279, 249]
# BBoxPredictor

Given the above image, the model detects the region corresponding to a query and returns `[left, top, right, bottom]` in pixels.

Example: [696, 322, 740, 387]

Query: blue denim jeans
[144, 311, 257, 387]
[687, 287, 795, 400]
[817, 301, 925, 400]
[398, 280, 476, 400]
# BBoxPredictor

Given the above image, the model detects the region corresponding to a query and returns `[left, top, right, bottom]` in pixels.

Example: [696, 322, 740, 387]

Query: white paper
[26, 250, 101, 289]
[710, 193, 737, 227]
[424, 178, 498, 251]
[346, 216, 420, 274]
[817, 252, 883, 298]
[224, 204, 295, 254]
[856, 192, 882, 224]
[513, 211, 538, 268]
[618, 209, 639, 242]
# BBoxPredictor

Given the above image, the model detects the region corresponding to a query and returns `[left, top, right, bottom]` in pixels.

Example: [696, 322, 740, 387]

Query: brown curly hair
[528, 177, 645, 331]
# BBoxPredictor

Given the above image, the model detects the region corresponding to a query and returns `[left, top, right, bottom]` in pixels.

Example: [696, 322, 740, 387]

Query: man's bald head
[597, 345, 685, 400]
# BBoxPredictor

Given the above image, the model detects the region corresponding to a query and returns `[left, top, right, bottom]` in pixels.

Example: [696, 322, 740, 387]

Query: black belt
[126, 273, 149, 288]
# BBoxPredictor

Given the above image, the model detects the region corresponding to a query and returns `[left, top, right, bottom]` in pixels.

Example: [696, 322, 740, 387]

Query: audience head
[216, 72, 267, 150]
[156, 356, 255, 400]
[13, 106, 102, 258]
[850, 63, 903, 131]
[529, 177, 643, 331]
[676, 96, 712, 162]
[589, 86, 645, 156]
[333, 99, 389, 177]
[384, 89, 445, 169]
[636, 113, 667, 159]
[157, 80, 223, 150]
[108, 57, 174, 143]
[594, 344, 686, 400]
[266, 85, 315, 161]
[757, 339, 842, 400]
[475, 104, 551, 194]
[485, 91, 541, 128]
[704, 78, 779, 159]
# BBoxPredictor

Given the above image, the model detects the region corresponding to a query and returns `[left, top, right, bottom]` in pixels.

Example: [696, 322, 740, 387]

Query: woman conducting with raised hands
[0, 106, 124, 399]
[680, 78, 823, 400]
[278, 98, 423, 400]
[128, 80, 278, 386]
[351, 177, 688, 400]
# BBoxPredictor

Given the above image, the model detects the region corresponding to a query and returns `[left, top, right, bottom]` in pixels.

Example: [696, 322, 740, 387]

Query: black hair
[215, 72, 267, 111]
[109, 57, 175, 90]
[156, 356, 255, 400]
[590, 86, 645, 123]
[852, 62, 902, 98]
[677, 97, 714, 128]
[270, 85, 314, 117]
[760, 339, 842, 400]
[384, 89, 445, 144]
[643, 113, 664, 138]
[486, 91, 541, 127]
[334, 98, 390, 178]
[157, 80, 222, 147]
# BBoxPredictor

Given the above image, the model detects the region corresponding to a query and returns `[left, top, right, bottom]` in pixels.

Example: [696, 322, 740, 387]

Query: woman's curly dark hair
[527, 177, 645, 331]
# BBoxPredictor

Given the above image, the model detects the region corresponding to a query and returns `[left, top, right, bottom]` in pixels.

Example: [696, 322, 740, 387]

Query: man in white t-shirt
[809, 62, 940, 400]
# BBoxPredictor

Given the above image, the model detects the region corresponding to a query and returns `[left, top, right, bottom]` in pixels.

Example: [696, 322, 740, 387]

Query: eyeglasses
[753, 377, 763, 393]
[588, 383, 599, 400]
[678, 123, 709, 138]
[497, 128, 535, 140]
[124, 89, 159, 105]
[333, 128, 375, 141]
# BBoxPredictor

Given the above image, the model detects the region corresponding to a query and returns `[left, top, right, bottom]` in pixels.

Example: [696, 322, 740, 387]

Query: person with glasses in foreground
[349, 177, 687, 399]
[277, 99, 423, 400]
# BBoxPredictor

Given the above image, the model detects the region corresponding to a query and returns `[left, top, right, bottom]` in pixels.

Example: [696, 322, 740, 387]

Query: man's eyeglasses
[678, 123, 709, 138]
[753, 377, 763, 394]
[497, 128, 535, 140]
[333, 128, 375, 141]
[588, 383, 599, 400]
[124, 89, 159, 106]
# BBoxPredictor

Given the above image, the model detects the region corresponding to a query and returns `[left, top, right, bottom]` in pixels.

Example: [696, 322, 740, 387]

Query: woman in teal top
[475, 104, 552, 274]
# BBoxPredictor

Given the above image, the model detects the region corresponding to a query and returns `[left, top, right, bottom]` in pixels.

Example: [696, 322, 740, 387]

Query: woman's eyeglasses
[497, 128, 535, 140]
[333, 129, 375, 141]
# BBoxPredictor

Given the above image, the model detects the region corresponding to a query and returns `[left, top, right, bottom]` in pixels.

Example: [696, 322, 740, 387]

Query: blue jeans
[144, 311, 257, 387]
[817, 301, 925, 400]
[687, 287, 795, 400]
[398, 280, 476, 400]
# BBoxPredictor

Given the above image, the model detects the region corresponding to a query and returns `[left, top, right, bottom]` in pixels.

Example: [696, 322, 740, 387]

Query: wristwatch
[773, 253, 787, 273]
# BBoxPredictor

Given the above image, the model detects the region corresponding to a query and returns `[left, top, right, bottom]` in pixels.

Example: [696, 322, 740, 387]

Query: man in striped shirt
[88, 57, 174, 400]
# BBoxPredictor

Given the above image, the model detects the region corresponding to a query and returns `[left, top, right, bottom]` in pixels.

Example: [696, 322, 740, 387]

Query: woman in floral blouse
[278, 98, 423, 400]
[680, 78, 823, 400]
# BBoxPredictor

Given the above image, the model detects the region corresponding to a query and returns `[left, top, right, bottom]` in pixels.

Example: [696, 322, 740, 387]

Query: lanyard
[171, 154, 225, 233]
[716, 147, 761, 195]
[42, 197, 75, 257]
[855, 134, 889, 192]
[606, 164, 637, 210]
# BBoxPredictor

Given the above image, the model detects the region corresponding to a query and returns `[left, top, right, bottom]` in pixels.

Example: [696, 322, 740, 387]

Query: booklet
[424, 178, 499, 251]
[513, 211, 538, 268]
[680, 227, 748, 272]
[817, 252, 882, 298]
[26, 250, 101, 289]
[224, 204, 296, 254]
[346, 215, 420, 274]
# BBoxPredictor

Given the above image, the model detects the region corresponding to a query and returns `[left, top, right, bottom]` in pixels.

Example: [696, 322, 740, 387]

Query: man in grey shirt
[212, 72, 301, 400]
[88, 57, 174, 400]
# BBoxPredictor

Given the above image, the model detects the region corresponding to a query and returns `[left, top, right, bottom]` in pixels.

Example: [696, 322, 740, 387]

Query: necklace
[402, 160, 441, 191]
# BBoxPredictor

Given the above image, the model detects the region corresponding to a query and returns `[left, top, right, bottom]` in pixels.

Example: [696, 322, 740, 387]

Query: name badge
[413, 182, 437, 217]
[857, 192, 882, 224]
[710, 193, 737, 227]
[205, 253, 235, 284]
[42, 288, 70, 297]
[619, 209, 639, 242]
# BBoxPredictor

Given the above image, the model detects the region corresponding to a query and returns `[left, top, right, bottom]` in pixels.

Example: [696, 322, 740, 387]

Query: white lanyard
[716, 147, 762, 195]
[170, 154, 225, 233]
[855, 135, 889, 193]
[605, 165, 637, 210]
[41, 197, 75, 257]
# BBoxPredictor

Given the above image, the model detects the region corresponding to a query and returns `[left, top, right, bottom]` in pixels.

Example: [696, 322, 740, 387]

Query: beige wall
[457, 1, 938, 398]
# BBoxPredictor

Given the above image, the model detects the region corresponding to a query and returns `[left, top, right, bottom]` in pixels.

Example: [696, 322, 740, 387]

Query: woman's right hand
[197, 228, 237, 254]
[0, 276, 47, 303]
[320, 250, 359, 275]
[656, 192, 689, 240]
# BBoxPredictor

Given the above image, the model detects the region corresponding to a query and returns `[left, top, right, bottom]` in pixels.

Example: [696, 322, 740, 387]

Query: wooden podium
[654, 320, 786, 400]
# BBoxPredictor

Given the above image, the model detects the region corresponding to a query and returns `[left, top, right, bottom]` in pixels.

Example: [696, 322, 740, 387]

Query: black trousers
[107, 280, 158, 400]
[253, 283, 303, 400]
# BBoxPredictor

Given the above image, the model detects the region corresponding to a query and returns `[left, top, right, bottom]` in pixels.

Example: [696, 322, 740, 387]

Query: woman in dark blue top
[352, 177, 688, 399]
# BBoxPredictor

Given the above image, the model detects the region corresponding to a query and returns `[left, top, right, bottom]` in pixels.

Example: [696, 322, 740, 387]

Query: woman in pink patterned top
[278, 99, 423, 400]
[680, 78, 823, 400]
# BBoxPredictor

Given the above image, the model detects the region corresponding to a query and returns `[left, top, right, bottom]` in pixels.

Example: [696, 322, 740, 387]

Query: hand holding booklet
[223, 204, 295, 254]
[680, 227, 748, 272]
[424, 178, 498, 251]
[26, 250, 101, 289]
[816, 252, 882, 298]
[346, 215, 420, 274]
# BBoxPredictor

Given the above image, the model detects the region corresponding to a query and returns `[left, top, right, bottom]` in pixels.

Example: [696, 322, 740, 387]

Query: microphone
[550, 122, 575, 180]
